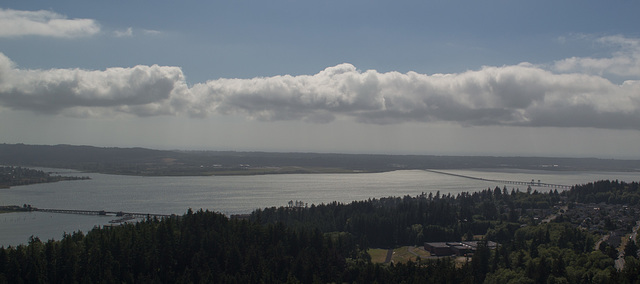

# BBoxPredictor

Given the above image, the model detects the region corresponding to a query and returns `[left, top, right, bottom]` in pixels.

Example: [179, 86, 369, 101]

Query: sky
[1, 1, 640, 158]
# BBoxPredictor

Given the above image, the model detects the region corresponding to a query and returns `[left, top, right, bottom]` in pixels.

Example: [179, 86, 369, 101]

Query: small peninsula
[0, 166, 90, 189]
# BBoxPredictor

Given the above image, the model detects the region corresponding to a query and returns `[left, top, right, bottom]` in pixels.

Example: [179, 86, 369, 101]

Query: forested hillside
[2, 180, 640, 283]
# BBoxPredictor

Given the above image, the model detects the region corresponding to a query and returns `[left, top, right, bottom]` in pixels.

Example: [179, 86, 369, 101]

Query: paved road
[542, 205, 568, 224]
[408, 246, 419, 257]
[384, 249, 393, 263]
[595, 233, 610, 251]
[615, 220, 640, 270]
[631, 221, 640, 243]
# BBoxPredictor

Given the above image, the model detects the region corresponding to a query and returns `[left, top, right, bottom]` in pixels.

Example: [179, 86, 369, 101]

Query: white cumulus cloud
[0, 8, 100, 38]
[1, 35, 639, 130]
[0, 52, 189, 117]
[189, 62, 640, 129]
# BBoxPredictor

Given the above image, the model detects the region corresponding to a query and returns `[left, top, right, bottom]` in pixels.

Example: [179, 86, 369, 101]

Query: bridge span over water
[424, 169, 573, 190]
[35, 208, 172, 219]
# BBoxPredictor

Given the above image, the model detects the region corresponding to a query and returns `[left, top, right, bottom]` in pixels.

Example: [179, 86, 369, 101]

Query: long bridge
[35, 208, 173, 219]
[424, 169, 573, 190]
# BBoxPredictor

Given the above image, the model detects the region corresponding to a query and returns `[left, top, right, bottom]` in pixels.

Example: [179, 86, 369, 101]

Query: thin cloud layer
[114, 27, 133, 38]
[0, 8, 100, 38]
[555, 36, 640, 77]
[0, 36, 639, 130]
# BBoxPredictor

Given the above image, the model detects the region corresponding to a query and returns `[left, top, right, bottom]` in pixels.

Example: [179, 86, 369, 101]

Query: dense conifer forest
[2, 180, 640, 283]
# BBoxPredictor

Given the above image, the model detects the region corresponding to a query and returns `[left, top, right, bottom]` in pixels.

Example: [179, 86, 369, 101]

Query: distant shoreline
[101, 166, 381, 177]
[2, 144, 640, 177]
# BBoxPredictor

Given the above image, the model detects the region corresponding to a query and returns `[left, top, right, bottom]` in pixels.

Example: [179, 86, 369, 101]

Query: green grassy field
[368, 248, 389, 263]
[368, 246, 432, 264]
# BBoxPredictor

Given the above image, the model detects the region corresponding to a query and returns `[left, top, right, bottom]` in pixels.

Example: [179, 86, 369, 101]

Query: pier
[35, 208, 172, 219]
[424, 169, 573, 190]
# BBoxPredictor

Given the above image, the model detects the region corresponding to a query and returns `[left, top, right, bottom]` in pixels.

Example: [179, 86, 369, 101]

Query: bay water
[1, 168, 638, 247]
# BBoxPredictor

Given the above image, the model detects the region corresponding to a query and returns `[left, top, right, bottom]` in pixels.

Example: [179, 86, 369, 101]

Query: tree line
[251, 186, 562, 248]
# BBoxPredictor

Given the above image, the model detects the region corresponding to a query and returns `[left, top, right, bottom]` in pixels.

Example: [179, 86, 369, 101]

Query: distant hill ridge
[1, 143, 639, 175]
[0, 144, 173, 165]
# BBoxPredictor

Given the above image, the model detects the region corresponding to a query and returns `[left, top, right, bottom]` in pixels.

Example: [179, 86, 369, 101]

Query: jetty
[424, 169, 572, 190]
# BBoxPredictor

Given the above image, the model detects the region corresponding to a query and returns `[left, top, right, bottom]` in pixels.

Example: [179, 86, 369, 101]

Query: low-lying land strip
[0, 166, 89, 188]
[2, 143, 640, 177]
[0, 205, 31, 214]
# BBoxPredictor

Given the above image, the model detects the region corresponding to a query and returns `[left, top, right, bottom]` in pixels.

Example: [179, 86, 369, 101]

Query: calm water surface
[1, 168, 638, 246]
